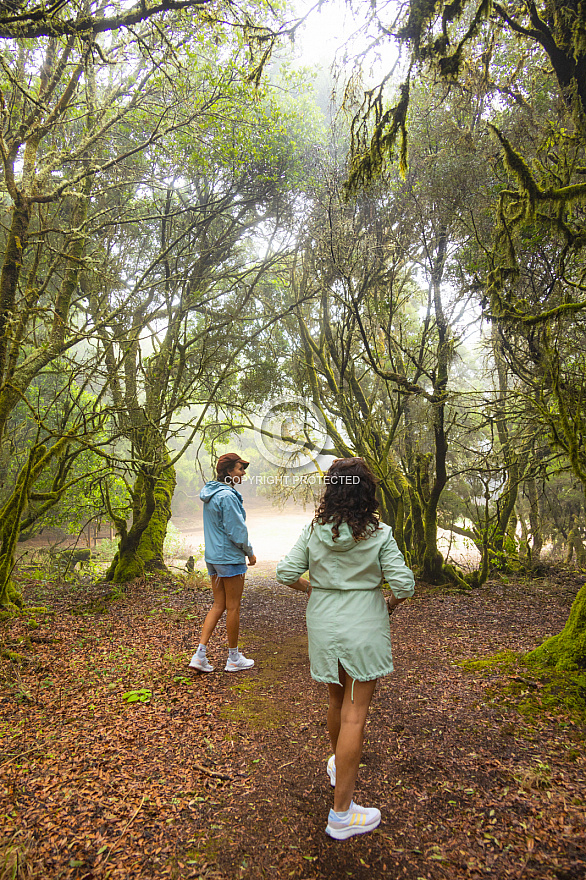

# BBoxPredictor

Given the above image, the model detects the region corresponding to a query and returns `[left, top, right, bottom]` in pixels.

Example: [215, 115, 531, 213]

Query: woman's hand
[288, 577, 311, 596]
[248, 554, 257, 566]
[298, 577, 311, 596]
[386, 595, 405, 615]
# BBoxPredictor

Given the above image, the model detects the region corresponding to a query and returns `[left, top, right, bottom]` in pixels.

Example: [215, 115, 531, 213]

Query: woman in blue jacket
[189, 453, 256, 673]
[276, 458, 414, 840]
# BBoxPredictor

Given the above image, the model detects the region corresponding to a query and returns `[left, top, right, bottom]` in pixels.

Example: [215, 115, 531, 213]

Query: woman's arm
[276, 525, 311, 587]
[285, 576, 311, 595]
[221, 494, 254, 556]
[380, 530, 415, 599]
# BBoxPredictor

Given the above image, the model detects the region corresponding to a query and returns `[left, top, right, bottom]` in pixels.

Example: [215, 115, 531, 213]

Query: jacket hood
[199, 481, 240, 503]
[313, 520, 356, 552]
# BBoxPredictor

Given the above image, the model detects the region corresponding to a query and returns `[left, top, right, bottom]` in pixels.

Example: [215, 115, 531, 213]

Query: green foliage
[0, 0, 320, 594]
[122, 688, 152, 704]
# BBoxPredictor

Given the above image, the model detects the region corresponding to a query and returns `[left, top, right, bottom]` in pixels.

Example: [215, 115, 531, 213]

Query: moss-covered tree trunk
[0, 448, 41, 609]
[377, 452, 414, 559]
[0, 439, 70, 607]
[421, 442, 447, 582]
[566, 519, 586, 565]
[136, 461, 176, 571]
[105, 473, 157, 583]
[105, 436, 176, 582]
[527, 584, 586, 669]
[490, 323, 527, 562]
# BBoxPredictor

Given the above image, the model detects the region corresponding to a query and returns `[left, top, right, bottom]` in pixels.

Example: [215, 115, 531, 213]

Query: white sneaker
[225, 652, 254, 672]
[326, 801, 381, 840]
[189, 653, 214, 672]
[327, 755, 336, 787]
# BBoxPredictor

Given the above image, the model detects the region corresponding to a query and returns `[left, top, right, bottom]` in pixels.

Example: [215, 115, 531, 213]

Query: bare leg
[332, 674, 377, 813]
[327, 666, 346, 753]
[223, 573, 246, 649]
[199, 575, 226, 646]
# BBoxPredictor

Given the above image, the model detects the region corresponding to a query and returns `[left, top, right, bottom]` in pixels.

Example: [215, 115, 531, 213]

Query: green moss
[457, 650, 520, 672]
[72, 595, 114, 615]
[219, 632, 308, 730]
[0, 581, 23, 611]
[527, 583, 586, 670]
[220, 697, 290, 729]
[1, 650, 26, 664]
[229, 679, 255, 693]
[0, 583, 28, 617]
[503, 668, 586, 725]
[137, 464, 176, 572]
[109, 550, 144, 584]
[458, 650, 586, 725]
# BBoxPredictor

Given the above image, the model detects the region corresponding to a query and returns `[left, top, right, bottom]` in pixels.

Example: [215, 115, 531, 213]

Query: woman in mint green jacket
[276, 458, 414, 840]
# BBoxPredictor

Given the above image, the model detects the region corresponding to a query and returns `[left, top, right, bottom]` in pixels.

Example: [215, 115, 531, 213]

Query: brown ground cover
[0, 567, 585, 880]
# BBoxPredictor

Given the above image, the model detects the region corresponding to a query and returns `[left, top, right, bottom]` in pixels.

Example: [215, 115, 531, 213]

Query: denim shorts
[206, 562, 247, 578]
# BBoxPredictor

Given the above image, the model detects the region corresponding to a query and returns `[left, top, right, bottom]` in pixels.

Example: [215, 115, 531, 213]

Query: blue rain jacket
[199, 481, 253, 564]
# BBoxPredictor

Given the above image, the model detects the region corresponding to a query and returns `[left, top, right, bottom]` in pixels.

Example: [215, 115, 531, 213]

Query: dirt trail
[205, 570, 586, 879]
[0, 568, 584, 879]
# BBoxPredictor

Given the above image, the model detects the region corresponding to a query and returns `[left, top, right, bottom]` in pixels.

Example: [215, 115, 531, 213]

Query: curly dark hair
[313, 458, 381, 541]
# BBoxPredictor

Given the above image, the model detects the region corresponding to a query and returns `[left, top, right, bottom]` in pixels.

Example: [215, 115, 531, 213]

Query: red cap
[216, 453, 249, 475]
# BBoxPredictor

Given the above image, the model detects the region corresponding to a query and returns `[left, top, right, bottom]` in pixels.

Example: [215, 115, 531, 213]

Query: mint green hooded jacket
[276, 521, 414, 683]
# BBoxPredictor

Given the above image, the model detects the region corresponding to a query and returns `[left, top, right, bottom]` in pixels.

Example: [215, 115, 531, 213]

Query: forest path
[0, 569, 584, 879]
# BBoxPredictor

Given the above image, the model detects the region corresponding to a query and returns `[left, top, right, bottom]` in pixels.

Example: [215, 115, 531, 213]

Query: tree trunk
[422, 507, 444, 581]
[136, 462, 176, 571]
[527, 584, 586, 669]
[422, 241, 448, 583]
[566, 523, 586, 565]
[0, 198, 32, 394]
[0, 440, 71, 607]
[105, 474, 157, 583]
[526, 475, 543, 562]
[0, 451, 41, 609]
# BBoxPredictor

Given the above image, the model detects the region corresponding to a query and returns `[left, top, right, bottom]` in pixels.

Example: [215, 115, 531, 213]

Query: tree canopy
[0, 0, 585, 672]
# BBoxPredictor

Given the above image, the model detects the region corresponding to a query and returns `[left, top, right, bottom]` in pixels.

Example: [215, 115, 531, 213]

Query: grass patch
[457, 650, 586, 726]
[0, 831, 35, 878]
[503, 666, 586, 725]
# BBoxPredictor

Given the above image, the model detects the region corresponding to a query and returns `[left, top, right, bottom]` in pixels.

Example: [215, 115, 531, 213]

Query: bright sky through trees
[292, 0, 399, 93]
[294, 0, 354, 65]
